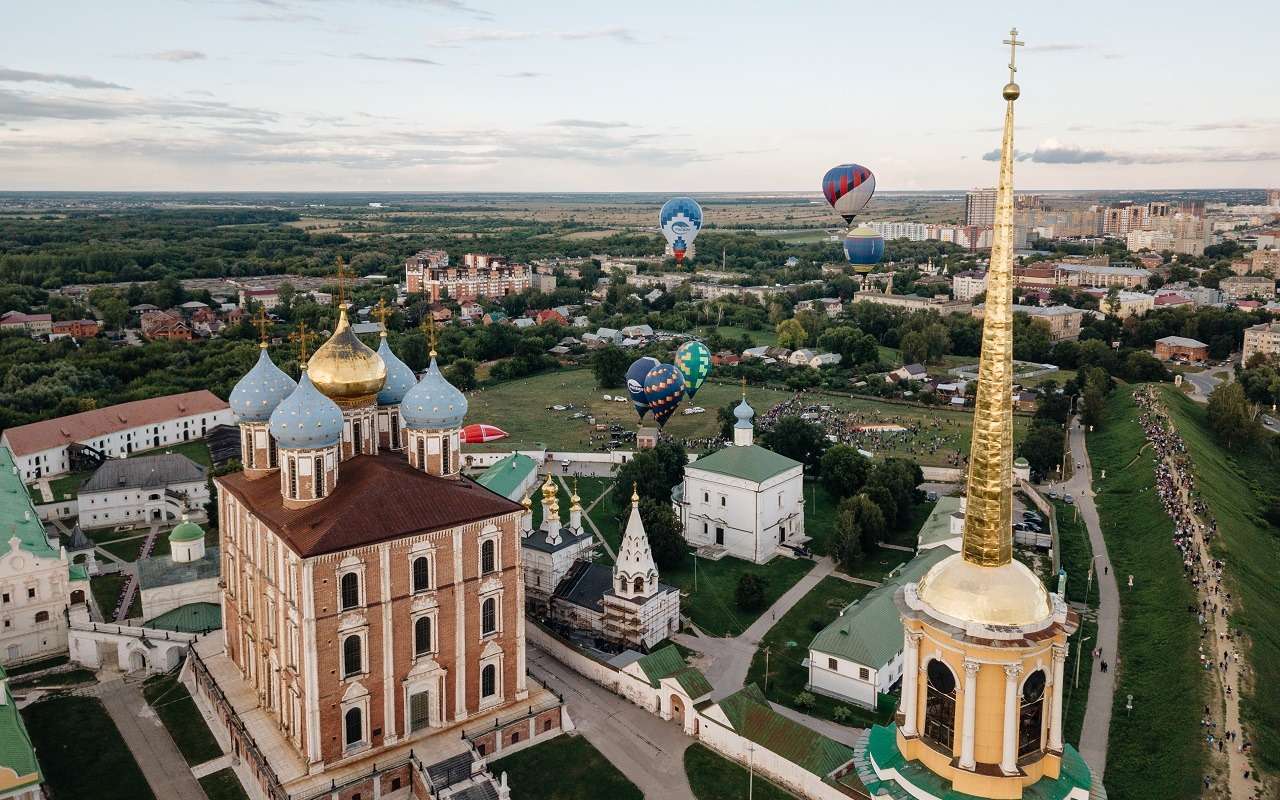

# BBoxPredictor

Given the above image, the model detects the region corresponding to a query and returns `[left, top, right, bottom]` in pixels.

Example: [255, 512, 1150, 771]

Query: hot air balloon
[659, 197, 703, 264]
[626, 356, 661, 419]
[844, 226, 885, 266]
[462, 423, 509, 444]
[674, 340, 712, 399]
[643, 364, 686, 428]
[821, 164, 876, 223]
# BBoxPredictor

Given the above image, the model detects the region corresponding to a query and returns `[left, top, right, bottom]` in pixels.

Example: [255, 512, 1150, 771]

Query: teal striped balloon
[675, 340, 711, 399]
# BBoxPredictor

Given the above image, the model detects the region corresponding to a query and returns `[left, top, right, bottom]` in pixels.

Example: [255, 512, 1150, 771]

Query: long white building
[76, 454, 209, 530]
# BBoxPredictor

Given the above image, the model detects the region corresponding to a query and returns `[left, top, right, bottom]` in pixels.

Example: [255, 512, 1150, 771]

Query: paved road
[1064, 418, 1120, 781]
[95, 676, 208, 800]
[527, 645, 695, 800]
[1182, 363, 1233, 403]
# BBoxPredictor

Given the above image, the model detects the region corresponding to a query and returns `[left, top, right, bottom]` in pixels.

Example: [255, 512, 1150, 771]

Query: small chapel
[673, 390, 807, 563]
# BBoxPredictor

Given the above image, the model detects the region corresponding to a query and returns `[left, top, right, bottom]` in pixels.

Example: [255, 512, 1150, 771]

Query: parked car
[1064, 494, 1075, 505]
[926, 491, 939, 502]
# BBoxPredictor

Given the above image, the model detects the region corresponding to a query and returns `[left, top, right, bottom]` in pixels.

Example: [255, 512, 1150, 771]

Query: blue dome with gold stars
[268, 369, 344, 449]
[401, 357, 467, 430]
[229, 345, 297, 423]
[376, 335, 416, 406]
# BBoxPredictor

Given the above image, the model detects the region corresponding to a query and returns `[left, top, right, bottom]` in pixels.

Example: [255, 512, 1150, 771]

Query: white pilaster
[300, 560, 323, 767]
[960, 658, 980, 770]
[1001, 663, 1023, 774]
[900, 632, 922, 737]
[453, 526, 467, 721]
[380, 544, 396, 744]
[1049, 645, 1067, 752]
[515, 517, 528, 698]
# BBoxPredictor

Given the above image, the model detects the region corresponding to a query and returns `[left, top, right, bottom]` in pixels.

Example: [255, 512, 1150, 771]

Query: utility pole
[763, 647, 771, 694]
[748, 743, 755, 800]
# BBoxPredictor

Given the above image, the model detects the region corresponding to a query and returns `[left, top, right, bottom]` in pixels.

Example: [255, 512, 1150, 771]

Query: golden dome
[916, 553, 1052, 627]
[308, 305, 386, 405]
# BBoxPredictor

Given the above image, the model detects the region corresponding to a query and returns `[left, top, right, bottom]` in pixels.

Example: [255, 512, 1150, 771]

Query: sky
[2, 0, 1278, 192]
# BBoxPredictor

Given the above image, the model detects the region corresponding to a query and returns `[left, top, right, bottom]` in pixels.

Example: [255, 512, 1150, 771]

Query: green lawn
[142, 672, 223, 766]
[841, 546, 910, 584]
[46, 470, 92, 501]
[132, 438, 213, 467]
[489, 734, 642, 800]
[11, 668, 97, 688]
[1051, 501, 1096, 749]
[745, 576, 892, 727]
[1161, 386, 1280, 776]
[1087, 387, 1205, 798]
[3, 654, 68, 676]
[22, 696, 155, 800]
[101, 532, 171, 563]
[663, 553, 814, 638]
[199, 768, 250, 800]
[684, 742, 799, 800]
[90, 572, 139, 621]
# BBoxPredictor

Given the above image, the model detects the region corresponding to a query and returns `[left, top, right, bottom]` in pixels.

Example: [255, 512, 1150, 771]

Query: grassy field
[90, 572, 139, 620]
[199, 769, 250, 800]
[489, 734, 642, 800]
[664, 553, 814, 638]
[1088, 387, 1205, 798]
[1161, 387, 1280, 778]
[467, 368, 1024, 467]
[1052, 501, 1096, 749]
[684, 742, 799, 800]
[130, 439, 213, 467]
[142, 672, 224, 765]
[744, 576, 892, 727]
[22, 696, 155, 800]
[100, 532, 171, 563]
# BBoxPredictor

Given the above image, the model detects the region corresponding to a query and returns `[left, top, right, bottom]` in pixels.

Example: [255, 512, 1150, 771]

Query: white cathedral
[673, 393, 807, 564]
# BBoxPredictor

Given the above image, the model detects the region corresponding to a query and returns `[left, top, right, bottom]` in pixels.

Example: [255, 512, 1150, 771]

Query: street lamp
[1126, 694, 1134, 717]
[1074, 635, 1092, 689]
[1085, 554, 1108, 607]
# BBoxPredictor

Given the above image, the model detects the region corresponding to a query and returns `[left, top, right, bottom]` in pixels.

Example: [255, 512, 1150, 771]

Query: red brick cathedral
[192, 305, 560, 799]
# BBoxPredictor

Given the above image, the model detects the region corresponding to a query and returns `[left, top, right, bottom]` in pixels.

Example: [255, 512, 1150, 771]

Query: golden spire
[570, 478, 581, 510]
[289, 321, 315, 364]
[631, 483, 639, 506]
[960, 27, 1023, 568]
[372, 298, 392, 337]
[420, 310, 438, 359]
[335, 256, 348, 309]
[251, 307, 271, 348]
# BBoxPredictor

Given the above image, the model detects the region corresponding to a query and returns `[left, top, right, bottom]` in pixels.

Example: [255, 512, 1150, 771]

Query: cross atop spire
[372, 298, 392, 334]
[419, 311, 437, 358]
[251, 306, 271, 345]
[740, 375, 747, 400]
[290, 321, 315, 363]
[335, 257, 348, 308]
[1003, 27, 1024, 84]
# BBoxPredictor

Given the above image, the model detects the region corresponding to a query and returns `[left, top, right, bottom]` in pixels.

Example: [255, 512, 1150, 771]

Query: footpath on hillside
[1132, 386, 1263, 799]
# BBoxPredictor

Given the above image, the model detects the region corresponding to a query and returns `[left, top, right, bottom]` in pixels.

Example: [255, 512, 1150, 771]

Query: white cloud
[0, 67, 128, 90]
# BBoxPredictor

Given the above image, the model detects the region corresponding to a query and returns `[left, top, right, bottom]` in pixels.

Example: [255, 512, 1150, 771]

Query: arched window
[442, 438, 451, 474]
[342, 635, 362, 678]
[268, 436, 278, 468]
[353, 420, 363, 453]
[412, 557, 430, 593]
[414, 617, 432, 657]
[923, 660, 957, 750]
[391, 414, 400, 450]
[34, 610, 49, 623]
[1019, 670, 1047, 756]
[416, 437, 425, 468]
[481, 664, 496, 698]
[340, 572, 360, 610]
[481, 597, 497, 636]
[288, 459, 297, 498]
[481, 539, 496, 574]
[314, 456, 324, 497]
[344, 707, 363, 747]
[632, 576, 645, 594]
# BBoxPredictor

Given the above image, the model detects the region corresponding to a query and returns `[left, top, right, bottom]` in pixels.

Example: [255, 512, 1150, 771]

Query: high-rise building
[1102, 202, 1148, 235]
[965, 188, 998, 226]
[1266, 189, 1280, 208]
[404, 250, 532, 301]
[850, 31, 1092, 800]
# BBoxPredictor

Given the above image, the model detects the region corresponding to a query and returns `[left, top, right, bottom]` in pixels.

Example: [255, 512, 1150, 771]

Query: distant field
[697, 324, 777, 346]
[465, 369, 1024, 466]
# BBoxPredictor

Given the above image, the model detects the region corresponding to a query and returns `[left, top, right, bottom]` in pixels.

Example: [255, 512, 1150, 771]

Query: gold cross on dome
[251, 306, 271, 343]
[419, 311, 437, 358]
[741, 375, 747, 399]
[335, 257, 348, 308]
[290, 321, 315, 362]
[372, 298, 392, 331]
[1004, 27, 1024, 83]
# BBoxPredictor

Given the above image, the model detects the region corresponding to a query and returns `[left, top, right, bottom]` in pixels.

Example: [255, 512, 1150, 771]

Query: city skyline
[3, 1, 1278, 192]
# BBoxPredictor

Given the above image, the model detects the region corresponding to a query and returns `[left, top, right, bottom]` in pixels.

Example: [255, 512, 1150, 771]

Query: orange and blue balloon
[626, 356, 661, 419]
[674, 340, 711, 399]
[643, 364, 686, 427]
[660, 197, 703, 264]
[822, 164, 876, 223]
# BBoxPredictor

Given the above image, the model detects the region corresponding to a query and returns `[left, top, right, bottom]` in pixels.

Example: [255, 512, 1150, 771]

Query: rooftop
[0, 447, 57, 560]
[0, 390, 227, 456]
[687, 444, 800, 484]
[138, 545, 221, 590]
[1156, 335, 1208, 348]
[0, 680, 42, 794]
[144, 601, 222, 633]
[713, 684, 854, 778]
[522, 524, 593, 554]
[474, 453, 538, 500]
[80, 453, 207, 494]
[217, 453, 523, 557]
[635, 645, 713, 699]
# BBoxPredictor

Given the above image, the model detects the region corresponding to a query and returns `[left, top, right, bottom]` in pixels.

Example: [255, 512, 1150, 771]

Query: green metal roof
[634, 646, 714, 698]
[145, 602, 223, 633]
[809, 547, 953, 670]
[475, 453, 538, 500]
[687, 444, 800, 484]
[916, 496, 963, 549]
[715, 684, 854, 778]
[168, 519, 205, 543]
[0, 682, 42, 791]
[859, 725, 1093, 800]
[68, 564, 89, 582]
[0, 447, 57, 560]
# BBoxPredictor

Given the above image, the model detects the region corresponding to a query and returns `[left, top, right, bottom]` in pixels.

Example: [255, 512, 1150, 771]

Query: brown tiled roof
[217, 453, 524, 557]
[0, 390, 228, 456]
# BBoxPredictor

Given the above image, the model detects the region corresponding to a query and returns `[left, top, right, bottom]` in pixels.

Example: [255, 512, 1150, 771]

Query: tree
[1207, 381, 1258, 448]
[443, 359, 477, 391]
[637, 497, 686, 570]
[1019, 422, 1064, 480]
[848, 493, 887, 555]
[735, 573, 767, 612]
[1080, 367, 1109, 429]
[899, 330, 928, 366]
[1103, 287, 1121, 317]
[866, 458, 922, 528]
[820, 445, 871, 499]
[760, 415, 827, 469]
[615, 440, 687, 505]
[776, 318, 807, 350]
[592, 345, 629, 389]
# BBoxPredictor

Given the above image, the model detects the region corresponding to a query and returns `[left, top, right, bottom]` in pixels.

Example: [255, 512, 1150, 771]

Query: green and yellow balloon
[675, 340, 711, 399]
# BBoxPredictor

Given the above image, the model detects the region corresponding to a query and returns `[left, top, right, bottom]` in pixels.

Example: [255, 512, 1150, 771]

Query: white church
[672, 393, 806, 564]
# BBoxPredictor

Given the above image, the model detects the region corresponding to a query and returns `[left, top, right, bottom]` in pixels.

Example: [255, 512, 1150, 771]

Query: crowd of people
[1133, 385, 1259, 790]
